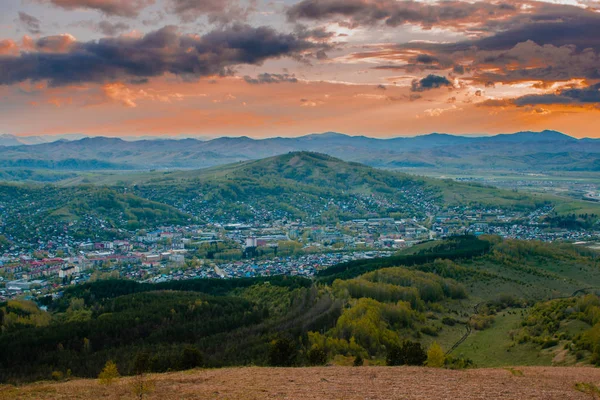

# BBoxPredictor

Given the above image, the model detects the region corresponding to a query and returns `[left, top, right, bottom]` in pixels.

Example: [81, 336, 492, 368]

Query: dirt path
[2, 366, 600, 400]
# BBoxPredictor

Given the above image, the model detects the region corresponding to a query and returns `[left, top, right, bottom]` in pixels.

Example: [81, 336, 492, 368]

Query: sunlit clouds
[0, 0, 599, 137]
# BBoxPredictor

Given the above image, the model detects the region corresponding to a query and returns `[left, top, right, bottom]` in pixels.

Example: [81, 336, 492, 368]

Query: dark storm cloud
[287, 0, 520, 29]
[415, 54, 438, 64]
[448, 14, 600, 53]
[411, 75, 451, 92]
[392, 2, 600, 85]
[512, 84, 600, 106]
[243, 73, 298, 84]
[0, 25, 318, 86]
[478, 83, 600, 107]
[40, 0, 154, 18]
[18, 12, 42, 34]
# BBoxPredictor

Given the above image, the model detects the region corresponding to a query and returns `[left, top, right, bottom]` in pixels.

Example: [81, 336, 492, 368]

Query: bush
[540, 338, 559, 349]
[51, 371, 63, 381]
[353, 354, 364, 367]
[181, 346, 204, 370]
[98, 360, 120, 386]
[445, 355, 473, 369]
[307, 346, 328, 366]
[421, 326, 439, 337]
[471, 315, 495, 331]
[269, 337, 297, 367]
[386, 340, 427, 366]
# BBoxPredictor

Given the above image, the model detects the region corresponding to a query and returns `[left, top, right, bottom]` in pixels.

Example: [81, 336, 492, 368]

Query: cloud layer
[41, 0, 155, 17]
[3, 0, 600, 137]
[0, 25, 317, 86]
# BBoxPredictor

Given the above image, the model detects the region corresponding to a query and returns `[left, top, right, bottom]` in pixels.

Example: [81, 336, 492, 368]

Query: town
[2, 203, 599, 301]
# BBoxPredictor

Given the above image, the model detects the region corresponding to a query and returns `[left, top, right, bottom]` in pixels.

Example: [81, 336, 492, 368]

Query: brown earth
[1, 366, 600, 400]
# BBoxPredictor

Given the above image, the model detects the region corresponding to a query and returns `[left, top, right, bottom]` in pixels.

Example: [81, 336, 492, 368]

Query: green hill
[0, 183, 190, 244]
[1, 153, 598, 248]
[62, 152, 588, 223]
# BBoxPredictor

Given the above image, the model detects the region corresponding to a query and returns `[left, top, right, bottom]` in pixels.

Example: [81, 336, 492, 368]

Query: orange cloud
[0, 40, 19, 56]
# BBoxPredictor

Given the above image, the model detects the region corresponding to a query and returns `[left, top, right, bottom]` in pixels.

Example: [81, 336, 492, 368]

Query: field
[454, 310, 554, 367]
[2, 366, 600, 400]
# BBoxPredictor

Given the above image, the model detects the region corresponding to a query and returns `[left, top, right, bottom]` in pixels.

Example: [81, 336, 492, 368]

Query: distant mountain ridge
[0, 130, 598, 172]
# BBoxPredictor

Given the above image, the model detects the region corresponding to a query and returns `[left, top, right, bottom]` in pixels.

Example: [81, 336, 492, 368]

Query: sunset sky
[1, 0, 600, 138]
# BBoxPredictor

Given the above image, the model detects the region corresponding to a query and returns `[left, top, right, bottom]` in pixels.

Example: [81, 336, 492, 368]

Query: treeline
[317, 236, 492, 283]
[332, 267, 466, 309]
[544, 213, 599, 230]
[0, 158, 132, 170]
[48, 276, 312, 312]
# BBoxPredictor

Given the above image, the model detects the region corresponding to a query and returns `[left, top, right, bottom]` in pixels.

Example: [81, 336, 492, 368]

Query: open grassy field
[2, 366, 600, 400]
[454, 310, 554, 368]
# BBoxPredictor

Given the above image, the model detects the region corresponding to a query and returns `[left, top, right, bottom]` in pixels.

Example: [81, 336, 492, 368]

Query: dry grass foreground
[2, 366, 600, 400]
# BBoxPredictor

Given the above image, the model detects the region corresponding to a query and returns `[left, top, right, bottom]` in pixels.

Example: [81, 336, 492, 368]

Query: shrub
[421, 326, 439, 337]
[98, 360, 120, 386]
[471, 314, 495, 330]
[386, 340, 426, 366]
[269, 337, 297, 367]
[445, 355, 473, 369]
[575, 382, 600, 396]
[540, 339, 559, 349]
[51, 371, 63, 381]
[181, 346, 204, 370]
[307, 346, 328, 366]
[353, 354, 364, 367]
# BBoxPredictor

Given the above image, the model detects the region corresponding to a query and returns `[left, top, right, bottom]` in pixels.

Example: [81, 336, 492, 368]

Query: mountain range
[0, 130, 599, 172]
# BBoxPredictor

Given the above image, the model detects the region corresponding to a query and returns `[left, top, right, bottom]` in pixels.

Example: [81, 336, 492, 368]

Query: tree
[133, 351, 151, 375]
[353, 354, 364, 367]
[426, 342, 445, 368]
[131, 351, 155, 400]
[98, 360, 120, 386]
[181, 345, 204, 370]
[307, 346, 327, 366]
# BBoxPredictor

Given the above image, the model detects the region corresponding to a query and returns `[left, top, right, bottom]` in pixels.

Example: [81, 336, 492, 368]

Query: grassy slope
[454, 311, 554, 367]
[330, 238, 600, 367]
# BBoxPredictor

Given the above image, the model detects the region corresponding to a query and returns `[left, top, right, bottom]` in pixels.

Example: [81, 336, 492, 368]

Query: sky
[1, 0, 600, 138]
